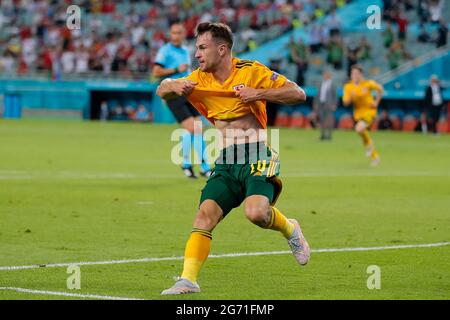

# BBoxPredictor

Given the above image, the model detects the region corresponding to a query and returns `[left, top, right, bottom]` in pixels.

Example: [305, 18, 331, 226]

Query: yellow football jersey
[180, 57, 287, 128]
[343, 80, 382, 120]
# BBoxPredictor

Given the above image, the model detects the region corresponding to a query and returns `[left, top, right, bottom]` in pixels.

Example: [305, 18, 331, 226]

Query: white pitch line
[0, 287, 144, 300]
[1, 242, 449, 272]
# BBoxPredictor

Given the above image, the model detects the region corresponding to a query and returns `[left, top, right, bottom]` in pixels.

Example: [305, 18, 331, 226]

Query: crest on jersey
[233, 84, 245, 91]
[270, 72, 279, 81]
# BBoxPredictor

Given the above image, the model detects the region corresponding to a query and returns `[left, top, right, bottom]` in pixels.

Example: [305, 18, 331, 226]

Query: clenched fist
[235, 86, 261, 103]
[173, 80, 197, 97]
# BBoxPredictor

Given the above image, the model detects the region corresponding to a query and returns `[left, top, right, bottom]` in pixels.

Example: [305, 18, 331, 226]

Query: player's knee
[193, 201, 222, 230]
[355, 123, 366, 133]
[193, 209, 216, 230]
[244, 204, 270, 227]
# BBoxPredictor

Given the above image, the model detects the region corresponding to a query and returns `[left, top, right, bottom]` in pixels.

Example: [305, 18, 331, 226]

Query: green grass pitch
[0, 119, 449, 300]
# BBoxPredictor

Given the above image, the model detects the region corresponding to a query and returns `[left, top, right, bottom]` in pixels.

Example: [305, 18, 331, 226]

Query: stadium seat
[302, 114, 313, 129]
[437, 118, 449, 133]
[371, 119, 379, 131]
[338, 114, 354, 130]
[390, 115, 402, 131]
[274, 111, 290, 128]
[289, 112, 303, 128]
[402, 115, 419, 132]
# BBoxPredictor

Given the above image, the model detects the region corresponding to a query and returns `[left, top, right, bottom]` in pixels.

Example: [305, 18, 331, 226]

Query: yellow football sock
[180, 228, 211, 283]
[360, 129, 373, 146]
[371, 149, 380, 160]
[267, 207, 295, 239]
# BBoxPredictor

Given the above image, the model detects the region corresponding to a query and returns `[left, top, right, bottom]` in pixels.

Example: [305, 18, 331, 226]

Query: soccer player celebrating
[343, 65, 384, 166]
[157, 22, 310, 295]
[152, 22, 211, 178]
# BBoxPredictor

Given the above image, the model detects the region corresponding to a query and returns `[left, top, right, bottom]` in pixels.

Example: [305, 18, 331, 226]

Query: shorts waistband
[216, 142, 273, 165]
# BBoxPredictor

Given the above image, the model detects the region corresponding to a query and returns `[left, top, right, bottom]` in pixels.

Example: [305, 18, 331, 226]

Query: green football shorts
[199, 142, 282, 216]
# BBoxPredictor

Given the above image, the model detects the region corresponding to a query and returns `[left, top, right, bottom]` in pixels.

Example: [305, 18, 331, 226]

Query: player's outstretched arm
[236, 80, 306, 105]
[156, 79, 197, 100]
[152, 64, 189, 78]
[342, 96, 352, 107]
[342, 85, 353, 107]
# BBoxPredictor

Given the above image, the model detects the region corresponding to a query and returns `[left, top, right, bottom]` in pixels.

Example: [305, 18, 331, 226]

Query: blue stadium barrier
[383, 51, 450, 91]
[335, 108, 350, 122]
[3, 94, 22, 119]
[1, 78, 447, 122]
[152, 95, 177, 123]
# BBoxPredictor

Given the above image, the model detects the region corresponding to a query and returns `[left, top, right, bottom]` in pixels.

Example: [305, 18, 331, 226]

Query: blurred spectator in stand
[134, 104, 152, 122]
[377, 110, 393, 130]
[167, 4, 180, 26]
[313, 3, 325, 21]
[100, 101, 109, 121]
[101, 0, 116, 14]
[0, 9, 5, 31]
[403, 0, 415, 11]
[327, 35, 344, 70]
[314, 70, 337, 140]
[50, 45, 62, 80]
[423, 75, 445, 135]
[75, 45, 89, 74]
[0, 0, 376, 79]
[346, 40, 360, 78]
[47, 23, 61, 47]
[382, 0, 396, 21]
[112, 35, 134, 73]
[358, 36, 372, 61]
[240, 26, 256, 43]
[396, 11, 408, 42]
[0, 50, 16, 73]
[428, 0, 444, 23]
[22, 32, 37, 71]
[309, 23, 323, 53]
[386, 41, 403, 69]
[320, 22, 330, 46]
[125, 106, 136, 119]
[111, 105, 127, 121]
[131, 22, 145, 47]
[61, 44, 75, 74]
[383, 21, 394, 48]
[417, 23, 431, 43]
[248, 38, 259, 51]
[130, 47, 150, 73]
[325, 9, 341, 37]
[436, 19, 448, 48]
[400, 41, 413, 60]
[90, 44, 104, 72]
[184, 14, 200, 40]
[417, 0, 429, 22]
[288, 36, 309, 86]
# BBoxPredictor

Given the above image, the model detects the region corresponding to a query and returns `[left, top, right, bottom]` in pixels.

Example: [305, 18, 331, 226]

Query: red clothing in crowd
[396, 16, 408, 33]
[102, 0, 116, 14]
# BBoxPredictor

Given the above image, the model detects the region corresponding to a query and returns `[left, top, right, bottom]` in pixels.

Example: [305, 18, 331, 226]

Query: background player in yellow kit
[157, 22, 310, 295]
[343, 65, 384, 166]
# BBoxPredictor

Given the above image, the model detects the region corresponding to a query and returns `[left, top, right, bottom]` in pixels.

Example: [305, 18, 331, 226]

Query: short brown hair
[195, 22, 233, 49]
[351, 64, 364, 73]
